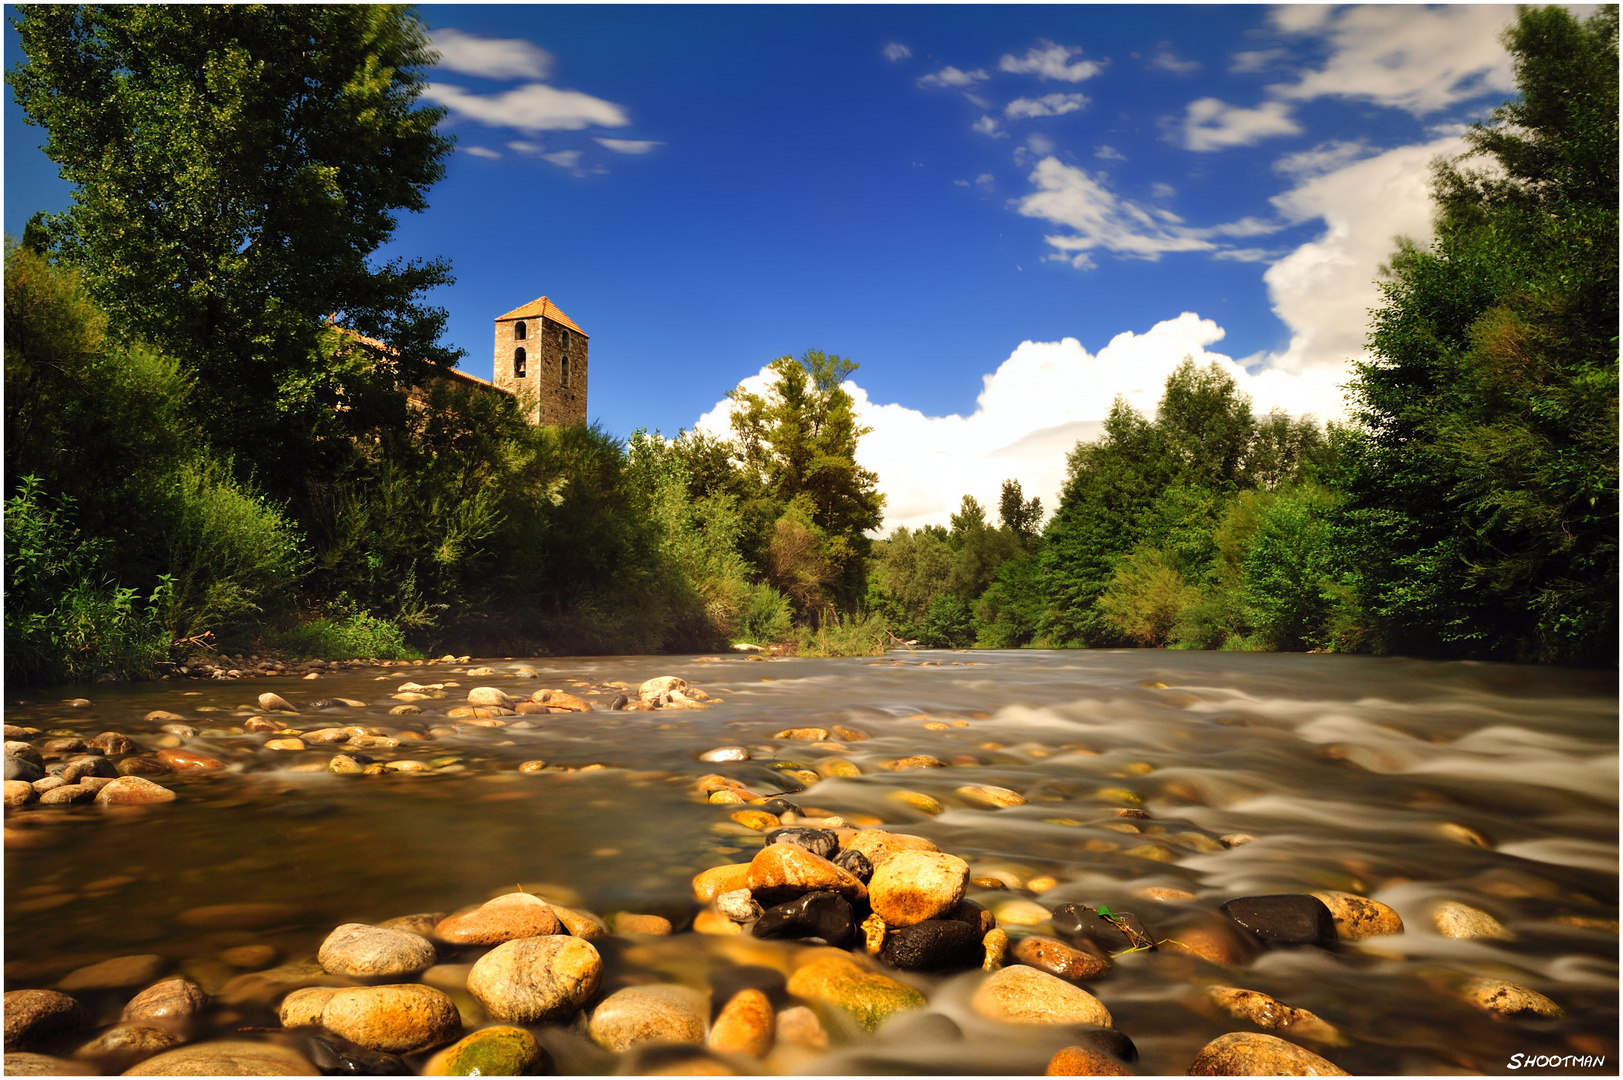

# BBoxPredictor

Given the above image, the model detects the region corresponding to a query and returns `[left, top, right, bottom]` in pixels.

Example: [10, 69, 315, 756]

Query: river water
[4, 650, 1617, 1074]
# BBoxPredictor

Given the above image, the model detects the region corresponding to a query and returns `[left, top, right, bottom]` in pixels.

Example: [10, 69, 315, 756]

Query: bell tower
[492, 297, 588, 426]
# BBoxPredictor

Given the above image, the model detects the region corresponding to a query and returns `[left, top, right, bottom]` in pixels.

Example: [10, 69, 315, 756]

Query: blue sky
[5, 5, 1527, 527]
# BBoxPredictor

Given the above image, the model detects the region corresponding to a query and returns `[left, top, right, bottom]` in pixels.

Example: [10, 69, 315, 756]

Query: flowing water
[5, 650, 1617, 1074]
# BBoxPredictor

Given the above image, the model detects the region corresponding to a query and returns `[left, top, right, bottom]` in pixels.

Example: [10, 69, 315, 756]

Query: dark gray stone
[762, 827, 838, 860]
[4, 755, 44, 783]
[1052, 904, 1154, 953]
[879, 919, 982, 972]
[833, 847, 874, 884]
[752, 891, 855, 947]
[1221, 894, 1338, 947]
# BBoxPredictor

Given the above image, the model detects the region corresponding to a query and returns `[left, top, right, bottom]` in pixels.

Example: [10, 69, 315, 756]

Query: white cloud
[971, 115, 1004, 137]
[542, 149, 583, 169]
[1273, 139, 1374, 178]
[918, 66, 988, 88]
[423, 82, 630, 132]
[694, 313, 1347, 531]
[1149, 49, 1201, 75]
[1005, 93, 1089, 119]
[462, 145, 502, 160]
[884, 42, 912, 62]
[594, 137, 664, 154]
[1177, 97, 1301, 151]
[430, 28, 553, 81]
[1150, 182, 1176, 199]
[1093, 144, 1126, 161]
[1025, 133, 1055, 156]
[975, 173, 996, 193]
[1015, 157, 1219, 265]
[1268, 5, 1517, 115]
[1229, 47, 1287, 74]
[506, 140, 543, 154]
[999, 40, 1103, 83]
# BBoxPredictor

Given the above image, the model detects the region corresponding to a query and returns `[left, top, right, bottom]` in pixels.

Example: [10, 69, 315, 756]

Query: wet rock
[1013, 935, 1111, 981]
[144, 710, 186, 723]
[1161, 920, 1254, 965]
[179, 902, 304, 930]
[890, 790, 945, 815]
[466, 935, 602, 1023]
[762, 826, 839, 860]
[588, 984, 708, 1051]
[318, 984, 462, 1054]
[1461, 977, 1563, 1017]
[5, 740, 42, 763]
[63, 755, 119, 779]
[1136, 886, 1197, 902]
[773, 727, 828, 741]
[833, 847, 874, 884]
[786, 954, 925, 1033]
[1052, 904, 1153, 954]
[1220, 834, 1257, 848]
[94, 776, 177, 804]
[124, 1040, 320, 1075]
[1221, 895, 1337, 947]
[753, 891, 855, 946]
[747, 843, 867, 906]
[117, 756, 174, 777]
[971, 965, 1113, 1026]
[85, 732, 139, 755]
[4, 989, 91, 1050]
[614, 913, 674, 935]
[693, 863, 753, 903]
[122, 979, 208, 1023]
[423, 1025, 545, 1076]
[5, 1051, 90, 1075]
[281, 987, 340, 1027]
[435, 892, 560, 945]
[301, 1034, 411, 1076]
[75, 1023, 181, 1062]
[957, 784, 1027, 808]
[1310, 891, 1403, 941]
[220, 944, 278, 969]
[700, 747, 750, 762]
[5, 755, 45, 783]
[39, 783, 96, 805]
[994, 899, 1053, 926]
[266, 738, 307, 751]
[258, 692, 298, 713]
[3, 780, 36, 805]
[882, 755, 945, 770]
[880, 919, 983, 972]
[982, 927, 1010, 970]
[552, 905, 610, 941]
[1046, 1045, 1135, 1075]
[731, 809, 780, 831]
[843, 829, 939, 869]
[868, 850, 968, 927]
[709, 987, 773, 1057]
[57, 954, 164, 992]
[466, 687, 514, 708]
[758, 797, 803, 817]
[1433, 901, 1512, 941]
[318, 924, 436, 979]
[1208, 987, 1343, 1043]
[1438, 822, 1491, 848]
[1187, 1032, 1348, 1076]
[716, 889, 763, 924]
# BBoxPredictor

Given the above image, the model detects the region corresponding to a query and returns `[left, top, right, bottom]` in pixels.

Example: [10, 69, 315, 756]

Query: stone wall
[492, 316, 587, 426]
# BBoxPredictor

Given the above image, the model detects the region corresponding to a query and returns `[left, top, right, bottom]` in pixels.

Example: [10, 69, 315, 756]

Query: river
[4, 650, 1616, 1074]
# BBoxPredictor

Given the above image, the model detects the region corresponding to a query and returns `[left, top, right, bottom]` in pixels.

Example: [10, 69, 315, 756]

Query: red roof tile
[494, 296, 588, 336]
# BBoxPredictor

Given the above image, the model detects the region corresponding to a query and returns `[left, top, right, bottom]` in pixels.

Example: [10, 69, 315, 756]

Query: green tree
[998, 478, 1043, 545]
[8, 4, 458, 485]
[1346, 5, 1618, 664]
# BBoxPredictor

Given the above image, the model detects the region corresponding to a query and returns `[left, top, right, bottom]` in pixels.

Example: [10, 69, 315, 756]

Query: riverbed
[4, 650, 1616, 1074]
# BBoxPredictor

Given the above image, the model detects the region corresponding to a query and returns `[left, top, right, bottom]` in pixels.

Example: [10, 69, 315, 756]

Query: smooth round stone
[880, 919, 983, 972]
[1220, 834, 1257, 848]
[57, 954, 164, 992]
[94, 776, 177, 804]
[708, 988, 773, 1057]
[144, 711, 186, 723]
[4, 989, 90, 1050]
[868, 851, 969, 927]
[1461, 977, 1563, 1017]
[762, 827, 839, 860]
[552, 905, 610, 941]
[731, 810, 780, 831]
[716, 889, 763, 923]
[1136, 886, 1197, 902]
[300, 1034, 410, 1076]
[1310, 891, 1403, 941]
[5, 741, 43, 763]
[1047, 1045, 1135, 1075]
[258, 693, 298, 713]
[280, 987, 339, 1028]
[423, 1025, 546, 1076]
[87, 732, 139, 755]
[1187, 1032, 1348, 1076]
[890, 790, 945, 815]
[692, 864, 753, 903]
[882, 755, 945, 770]
[265, 738, 306, 751]
[466, 687, 513, 707]
[772, 727, 828, 741]
[993, 899, 1052, 927]
[1161, 922, 1255, 965]
[1051, 904, 1152, 954]
[318, 924, 436, 979]
[5, 755, 45, 783]
[177, 903, 304, 930]
[1438, 822, 1491, 848]
[76, 1023, 180, 1060]
[39, 784, 96, 805]
[614, 913, 674, 935]
[220, 945, 278, 969]
[320, 984, 461, 1054]
[3, 780, 36, 805]
[436, 892, 560, 945]
[785, 954, 925, 1033]
[588, 984, 708, 1052]
[747, 843, 866, 906]
[124, 1040, 320, 1075]
[122, 979, 208, 1022]
[466, 935, 602, 1023]
[1433, 901, 1513, 940]
[757, 798, 803, 817]
[957, 784, 1027, 808]
[833, 847, 874, 885]
[1207, 987, 1342, 1043]
[1220, 895, 1337, 947]
[970, 965, 1113, 1027]
[387, 705, 421, 717]
[754, 891, 855, 946]
[1013, 936, 1111, 981]
[700, 747, 750, 762]
[117, 758, 173, 777]
[4, 1051, 91, 1075]
[843, 830, 941, 868]
[640, 676, 689, 699]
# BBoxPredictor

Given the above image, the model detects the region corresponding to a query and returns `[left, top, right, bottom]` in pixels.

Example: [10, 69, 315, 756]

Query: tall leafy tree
[8, 5, 458, 485]
[1346, 5, 1618, 664]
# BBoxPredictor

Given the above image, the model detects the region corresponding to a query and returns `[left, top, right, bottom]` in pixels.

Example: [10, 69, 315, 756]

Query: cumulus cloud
[1149, 49, 1201, 75]
[1229, 47, 1287, 74]
[1268, 5, 1517, 115]
[424, 82, 630, 132]
[594, 137, 664, 154]
[1093, 144, 1126, 161]
[971, 115, 1004, 137]
[430, 28, 553, 81]
[462, 145, 502, 160]
[884, 42, 912, 61]
[694, 314, 1347, 531]
[1005, 93, 1089, 119]
[1177, 97, 1301, 151]
[999, 40, 1103, 83]
[1273, 139, 1374, 177]
[918, 66, 988, 88]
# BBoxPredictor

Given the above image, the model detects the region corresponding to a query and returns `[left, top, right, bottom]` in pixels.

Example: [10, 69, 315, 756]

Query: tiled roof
[331, 325, 507, 393]
[494, 296, 588, 336]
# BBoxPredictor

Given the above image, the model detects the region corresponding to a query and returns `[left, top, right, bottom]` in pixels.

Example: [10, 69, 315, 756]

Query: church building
[491, 296, 588, 426]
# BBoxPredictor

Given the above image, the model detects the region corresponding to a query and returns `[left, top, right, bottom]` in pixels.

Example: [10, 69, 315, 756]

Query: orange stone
[692, 864, 753, 903]
[156, 749, 224, 771]
[1047, 1045, 1134, 1075]
[435, 893, 560, 945]
[708, 988, 774, 1057]
[748, 844, 867, 906]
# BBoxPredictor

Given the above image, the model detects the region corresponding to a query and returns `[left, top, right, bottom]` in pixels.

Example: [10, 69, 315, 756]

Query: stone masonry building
[491, 296, 588, 426]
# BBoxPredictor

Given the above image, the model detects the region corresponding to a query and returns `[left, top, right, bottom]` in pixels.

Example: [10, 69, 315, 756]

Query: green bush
[917, 594, 976, 648]
[736, 581, 793, 646]
[267, 603, 420, 661]
[794, 610, 893, 657]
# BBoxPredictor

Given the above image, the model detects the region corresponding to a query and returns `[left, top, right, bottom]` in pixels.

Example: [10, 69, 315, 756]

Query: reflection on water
[5, 650, 1617, 1074]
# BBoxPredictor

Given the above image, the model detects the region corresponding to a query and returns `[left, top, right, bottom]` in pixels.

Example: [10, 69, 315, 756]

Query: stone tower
[491, 297, 588, 426]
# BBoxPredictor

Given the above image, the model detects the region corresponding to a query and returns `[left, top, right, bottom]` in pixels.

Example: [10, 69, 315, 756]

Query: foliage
[265, 601, 420, 661]
[735, 582, 793, 646]
[1344, 4, 1618, 664]
[793, 610, 893, 657]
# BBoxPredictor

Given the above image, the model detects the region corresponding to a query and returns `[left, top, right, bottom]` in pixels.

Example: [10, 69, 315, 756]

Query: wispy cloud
[462, 145, 502, 160]
[429, 28, 553, 81]
[1229, 47, 1287, 74]
[1093, 145, 1126, 161]
[918, 66, 988, 88]
[594, 137, 664, 154]
[883, 42, 911, 62]
[1149, 49, 1201, 75]
[1273, 139, 1373, 178]
[971, 115, 1004, 137]
[1004, 93, 1089, 119]
[999, 40, 1103, 83]
[1176, 97, 1300, 151]
[423, 82, 630, 132]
